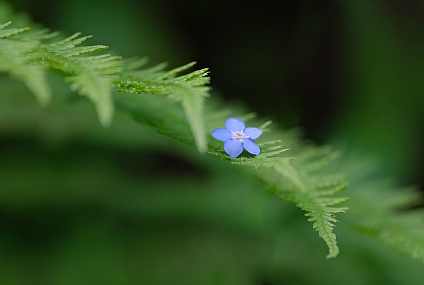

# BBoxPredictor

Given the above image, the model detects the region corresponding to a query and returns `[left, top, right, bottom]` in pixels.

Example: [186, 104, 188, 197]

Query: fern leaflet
[0, 21, 51, 105]
[116, 60, 210, 152]
[40, 33, 122, 127]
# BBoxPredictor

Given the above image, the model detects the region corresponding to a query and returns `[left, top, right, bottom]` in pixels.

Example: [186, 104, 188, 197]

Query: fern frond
[296, 145, 341, 174]
[160, 61, 197, 79]
[7, 4, 424, 262]
[271, 156, 348, 258]
[0, 23, 51, 105]
[0, 17, 123, 126]
[168, 83, 210, 153]
[0, 21, 29, 38]
[343, 157, 424, 261]
[1, 4, 212, 150]
[45, 33, 108, 56]
[207, 116, 348, 258]
[372, 212, 424, 260]
[40, 34, 122, 126]
[255, 163, 348, 258]
[23, 28, 59, 41]
[116, 60, 210, 152]
[1, 7, 348, 258]
[0, 21, 11, 29]
[351, 203, 424, 261]
[123, 57, 167, 80]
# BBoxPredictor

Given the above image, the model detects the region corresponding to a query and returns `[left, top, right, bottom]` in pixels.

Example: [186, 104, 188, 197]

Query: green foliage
[341, 155, 424, 261]
[0, 8, 209, 144]
[0, 16, 121, 126]
[1, 3, 424, 266]
[0, 21, 51, 105]
[227, 143, 348, 258]
[4, 75, 424, 285]
[41, 32, 122, 127]
[116, 59, 210, 152]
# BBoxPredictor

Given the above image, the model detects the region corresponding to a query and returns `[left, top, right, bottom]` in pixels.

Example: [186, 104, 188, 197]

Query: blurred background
[2, 1, 424, 284]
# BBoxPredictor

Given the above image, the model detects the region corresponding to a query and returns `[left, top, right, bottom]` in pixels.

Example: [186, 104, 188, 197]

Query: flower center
[231, 131, 249, 142]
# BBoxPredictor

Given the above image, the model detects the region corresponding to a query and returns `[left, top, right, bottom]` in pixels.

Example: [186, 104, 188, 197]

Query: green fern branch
[0, 15, 210, 149]
[0, 21, 29, 38]
[40, 33, 122, 127]
[261, 156, 348, 258]
[207, 114, 348, 258]
[3, 4, 424, 261]
[0, 21, 51, 105]
[116, 60, 210, 152]
[350, 202, 424, 261]
[344, 159, 424, 262]
[0, 19, 123, 126]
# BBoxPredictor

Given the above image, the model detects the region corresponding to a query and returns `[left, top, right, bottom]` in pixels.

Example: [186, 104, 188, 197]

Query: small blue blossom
[212, 117, 262, 158]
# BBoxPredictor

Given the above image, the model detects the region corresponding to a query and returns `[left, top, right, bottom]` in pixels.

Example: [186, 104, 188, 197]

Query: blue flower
[212, 117, 262, 158]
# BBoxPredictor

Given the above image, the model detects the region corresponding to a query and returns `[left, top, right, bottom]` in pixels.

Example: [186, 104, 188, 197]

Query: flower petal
[225, 117, 245, 132]
[224, 139, 243, 158]
[243, 139, 260, 155]
[211, 128, 232, 141]
[244, 127, 262, 139]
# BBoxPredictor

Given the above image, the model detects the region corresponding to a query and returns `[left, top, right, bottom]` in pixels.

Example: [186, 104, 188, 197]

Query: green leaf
[215, 121, 348, 258]
[262, 156, 348, 258]
[116, 60, 210, 152]
[0, 35, 51, 105]
[41, 34, 122, 127]
[167, 83, 210, 153]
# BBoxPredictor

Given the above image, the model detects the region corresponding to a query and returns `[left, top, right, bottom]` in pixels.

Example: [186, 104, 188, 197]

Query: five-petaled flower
[212, 117, 262, 158]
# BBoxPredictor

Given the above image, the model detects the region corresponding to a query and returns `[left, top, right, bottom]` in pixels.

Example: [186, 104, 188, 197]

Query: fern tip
[0, 21, 12, 29]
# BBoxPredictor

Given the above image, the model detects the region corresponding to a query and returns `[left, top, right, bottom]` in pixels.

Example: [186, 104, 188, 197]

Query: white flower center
[231, 131, 249, 142]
